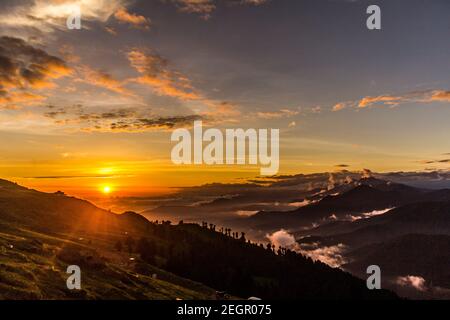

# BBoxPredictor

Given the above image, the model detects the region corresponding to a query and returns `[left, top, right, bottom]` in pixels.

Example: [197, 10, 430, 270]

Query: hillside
[0, 225, 215, 300]
[0, 180, 216, 299]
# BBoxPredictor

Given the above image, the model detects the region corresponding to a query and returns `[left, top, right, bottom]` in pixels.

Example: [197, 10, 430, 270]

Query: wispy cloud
[77, 65, 133, 96]
[396, 275, 427, 292]
[298, 242, 347, 268]
[26, 174, 119, 179]
[332, 89, 450, 111]
[113, 6, 151, 30]
[127, 48, 203, 101]
[257, 108, 299, 119]
[168, 0, 269, 19]
[267, 229, 347, 268]
[0, 92, 46, 110]
[419, 157, 450, 165]
[172, 0, 216, 18]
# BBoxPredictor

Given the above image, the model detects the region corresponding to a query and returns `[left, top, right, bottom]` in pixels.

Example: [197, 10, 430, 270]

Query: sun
[102, 185, 112, 194]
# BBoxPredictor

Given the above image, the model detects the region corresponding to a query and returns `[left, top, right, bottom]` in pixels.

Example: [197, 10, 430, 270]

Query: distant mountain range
[276, 178, 450, 299]
[239, 177, 450, 231]
[2, 174, 448, 299]
[169, 176, 449, 299]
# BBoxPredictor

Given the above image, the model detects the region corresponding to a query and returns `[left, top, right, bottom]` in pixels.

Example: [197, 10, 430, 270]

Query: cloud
[0, 91, 46, 109]
[0, 0, 126, 37]
[396, 275, 427, 292]
[45, 103, 204, 132]
[257, 108, 299, 119]
[288, 199, 313, 207]
[0, 36, 72, 88]
[347, 207, 395, 221]
[113, 7, 151, 29]
[77, 65, 132, 96]
[118, 115, 203, 131]
[26, 174, 117, 179]
[173, 0, 216, 18]
[430, 90, 450, 102]
[327, 172, 336, 190]
[358, 95, 402, 108]
[362, 207, 395, 218]
[335, 164, 349, 168]
[298, 242, 347, 268]
[267, 229, 347, 268]
[127, 49, 203, 101]
[333, 89, 450, 111]
[200, 101, 241, 119]
[266, 229, 297, 249]
[105, 26, 118, 36]
[311, 106, 322, 113]
[235, 210, 258, 216]
[361, 168, 373, 178]
[169, 0, 269, 19]
[419, 158, 450, 165]
[0, 36, 72, 108]
[77, 109, 138, 122]
[332, 102, 349, 111]
[241, 0, 269, 4]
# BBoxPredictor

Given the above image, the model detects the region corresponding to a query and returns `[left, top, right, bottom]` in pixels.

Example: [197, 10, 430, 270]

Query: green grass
[0, 223, 215, 300]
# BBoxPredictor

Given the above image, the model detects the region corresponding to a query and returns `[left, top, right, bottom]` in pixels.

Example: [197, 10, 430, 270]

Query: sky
[0, 0, 450, 198]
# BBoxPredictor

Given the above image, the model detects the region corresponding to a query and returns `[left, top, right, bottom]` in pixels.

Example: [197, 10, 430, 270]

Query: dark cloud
[43, 103, 203, 132]
[335, 164, 349, 168]
[77, 109, 137, 121]
[44, 110, 67, 118]
[109, 115, 203, 131]
[0, 36, 71, 108]
[421, 158, 450, 164]
[0, 36, 71, 87]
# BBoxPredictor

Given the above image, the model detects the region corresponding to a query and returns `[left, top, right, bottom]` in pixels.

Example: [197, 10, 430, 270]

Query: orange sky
[1, 0, 450, 199]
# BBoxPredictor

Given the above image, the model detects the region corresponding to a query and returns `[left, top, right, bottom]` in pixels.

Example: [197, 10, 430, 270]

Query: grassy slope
[0, 222, 215, 300]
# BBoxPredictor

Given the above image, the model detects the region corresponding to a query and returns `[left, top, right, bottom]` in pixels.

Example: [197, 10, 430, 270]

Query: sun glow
[102, 185, 112, 194]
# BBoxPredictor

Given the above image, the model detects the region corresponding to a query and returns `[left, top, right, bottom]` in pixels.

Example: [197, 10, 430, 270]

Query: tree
[114, 240, 122, 252]
[137, 237, 155, 263]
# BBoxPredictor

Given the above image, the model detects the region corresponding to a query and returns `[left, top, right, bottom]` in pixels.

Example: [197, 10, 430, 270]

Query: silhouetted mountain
[135, 222, 397, 299]
[298, 201, 450, 248]
[0, 180, 148, 235]
[343, 234, 450, 290]
[242, 178, 450, 231]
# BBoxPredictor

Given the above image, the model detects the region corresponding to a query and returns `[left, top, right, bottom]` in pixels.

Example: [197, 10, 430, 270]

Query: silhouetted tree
[114, 240, 122, 252]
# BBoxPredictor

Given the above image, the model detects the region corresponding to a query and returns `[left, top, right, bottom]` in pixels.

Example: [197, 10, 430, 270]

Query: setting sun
[102, 186, 112, 194]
